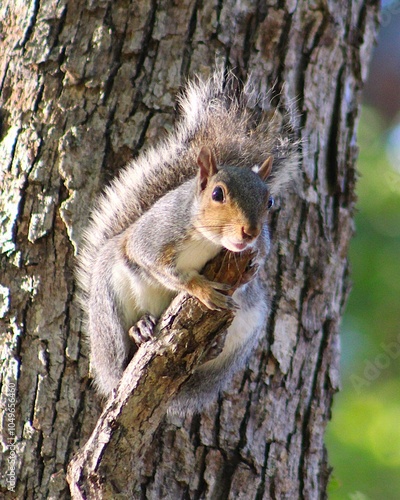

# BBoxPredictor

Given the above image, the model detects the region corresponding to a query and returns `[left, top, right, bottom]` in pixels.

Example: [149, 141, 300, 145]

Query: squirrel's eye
[267, 196, 274, 209]
[212, 186, 225, 202]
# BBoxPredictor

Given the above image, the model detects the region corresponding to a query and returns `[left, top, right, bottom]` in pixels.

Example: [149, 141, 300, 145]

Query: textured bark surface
[0, 1, 378, 499]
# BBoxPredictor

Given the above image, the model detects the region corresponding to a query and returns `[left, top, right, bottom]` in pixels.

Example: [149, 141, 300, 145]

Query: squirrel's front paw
[204, 281, 238, 311]
[187, 276, 237, 311]
[129, 313, 157, 347]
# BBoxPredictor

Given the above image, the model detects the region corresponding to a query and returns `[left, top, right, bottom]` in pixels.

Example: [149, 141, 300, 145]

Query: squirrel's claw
[202, 287, 238, 311]
[186, 275, 237, 311]
[242, 259, 260, 284]
[129, 313, 157, 347]
[208, 281, 232, 292]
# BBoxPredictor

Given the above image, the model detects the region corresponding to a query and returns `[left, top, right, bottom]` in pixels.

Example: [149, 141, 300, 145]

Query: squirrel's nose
[241, 225, 260, 241]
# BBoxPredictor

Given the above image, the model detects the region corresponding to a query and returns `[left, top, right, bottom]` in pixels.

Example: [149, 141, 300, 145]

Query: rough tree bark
[0, 1, 379, 499]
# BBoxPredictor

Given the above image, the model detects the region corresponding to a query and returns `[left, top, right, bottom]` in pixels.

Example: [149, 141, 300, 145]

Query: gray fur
[76, 70, 298, 412]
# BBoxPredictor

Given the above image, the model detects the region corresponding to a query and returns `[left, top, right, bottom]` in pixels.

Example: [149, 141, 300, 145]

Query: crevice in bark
[181, 0, 200, 79]
[297, 401, 310, 499]
[100, 4, 127, 105]
[343, 123, 358, 209]
[214, 393, 223, 449]
[339, 262, 352, 314]
[129, 65, 158, 121]
[19, 0, 40, 50]
[183, 484, 192, 500]
[268, 444, 277, 500]
[253, 348, 270, 400]
[236, 388, 254, 453]
[297, 255, 311, 342]
[132, 0, 158, 83]
[295, 11, 330, 132]
[2, 126, 20, 173]
[15, 166, 36, 248]
[320, 445, 331, 496]
[316, 200, 329, 245]
[242, 13, 257, 74]
[326, 64, 345, 197]
[33, 82, 45, 114]
[216, 392, 260, 495]
[216, 455, 237, 499]
[275, 11, 293, 92]
[265, 239, 284, 348]
[100, 104, 117, 182]
[298, 318, 332, 499]
[213, 0, 224, 39]
[331, 192, 341, 246]
[192, 445, 208, 500]
[294, 50, 308, 130]
[65, 382, 90, 464]
[51, 4, 69, 55]
[57, 176, 70, 210]
[255, 440, 270, 500]
[52, 281, 75, 432]
[294, 199, 308, 263]
[131, 110, 155, 159]
[0, 60, 10, 96]
[294, 356, 305, 393]
[355, 1, 379, 82]
[189, 412, 202, 447]
[36, 429, 45, 489]
[313, 134, 321, 186]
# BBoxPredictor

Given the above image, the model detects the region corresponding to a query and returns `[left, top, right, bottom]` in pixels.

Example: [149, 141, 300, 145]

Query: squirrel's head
[195, 146, 274, 252]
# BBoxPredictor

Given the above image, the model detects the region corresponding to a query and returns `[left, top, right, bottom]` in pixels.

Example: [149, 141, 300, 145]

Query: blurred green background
[326, 3, 400, 498]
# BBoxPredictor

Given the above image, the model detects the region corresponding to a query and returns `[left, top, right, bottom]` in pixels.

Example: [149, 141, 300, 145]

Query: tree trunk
[0, 1, 379, 499]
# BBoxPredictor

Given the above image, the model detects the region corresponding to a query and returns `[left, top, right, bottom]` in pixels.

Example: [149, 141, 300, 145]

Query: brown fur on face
[193, 147, 272, 252]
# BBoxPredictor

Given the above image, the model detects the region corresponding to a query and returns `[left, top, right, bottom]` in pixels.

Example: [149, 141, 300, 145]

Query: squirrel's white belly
[131, 279, 175, 321]
[112, 259, 175, 327]
[113, 235, 221, 329]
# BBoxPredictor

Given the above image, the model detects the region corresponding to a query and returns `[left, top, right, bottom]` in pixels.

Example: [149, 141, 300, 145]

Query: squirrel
[77, 70, 298, 415]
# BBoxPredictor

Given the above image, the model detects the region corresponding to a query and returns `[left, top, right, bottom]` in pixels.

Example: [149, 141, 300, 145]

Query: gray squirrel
[77, 70, 298, 415]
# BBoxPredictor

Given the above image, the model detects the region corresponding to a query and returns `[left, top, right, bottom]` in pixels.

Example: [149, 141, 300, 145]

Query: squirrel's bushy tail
[77, 70, 299, 307]
[177, 69, 299, 193]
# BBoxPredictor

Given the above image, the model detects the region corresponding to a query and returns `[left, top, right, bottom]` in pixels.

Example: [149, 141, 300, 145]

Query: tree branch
[67, 249, 255, 499]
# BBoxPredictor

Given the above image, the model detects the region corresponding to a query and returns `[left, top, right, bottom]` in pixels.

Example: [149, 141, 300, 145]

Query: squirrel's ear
[258, 156, 273, 181]
[197, 146, 218, 191]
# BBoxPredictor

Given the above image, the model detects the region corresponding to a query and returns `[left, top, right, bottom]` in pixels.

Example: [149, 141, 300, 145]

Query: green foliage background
[327, 107, 400, 499]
